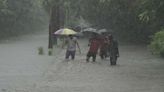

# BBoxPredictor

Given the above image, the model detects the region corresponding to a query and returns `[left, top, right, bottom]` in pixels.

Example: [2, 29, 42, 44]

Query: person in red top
[86, 34, 100, 62]
[99, 36, 109, 59]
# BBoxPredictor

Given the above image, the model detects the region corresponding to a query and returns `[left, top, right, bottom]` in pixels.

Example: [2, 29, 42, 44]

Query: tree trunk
[48, 4, 65, 49]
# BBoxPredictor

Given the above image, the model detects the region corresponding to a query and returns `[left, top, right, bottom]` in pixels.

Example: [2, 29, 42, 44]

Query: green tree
[43, 0, 164, 43]
[138, 0, 164, 35]
[42, 0, 65, 48]
[149, 29, 164, 57]
[0, 0, 48, 39]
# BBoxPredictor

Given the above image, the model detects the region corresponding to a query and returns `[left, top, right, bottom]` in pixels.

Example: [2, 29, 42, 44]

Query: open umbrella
[98, 29, 107, 33]
[54, 28, 77, 35]
[82, 28, 99, 34]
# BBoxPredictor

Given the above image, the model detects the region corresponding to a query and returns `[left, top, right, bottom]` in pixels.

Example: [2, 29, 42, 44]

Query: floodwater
[0, 33, 164, 92]
[0, 33, 53, 91]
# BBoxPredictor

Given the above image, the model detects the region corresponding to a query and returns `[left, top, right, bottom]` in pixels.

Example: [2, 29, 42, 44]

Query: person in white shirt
[63, 35, 80, 60]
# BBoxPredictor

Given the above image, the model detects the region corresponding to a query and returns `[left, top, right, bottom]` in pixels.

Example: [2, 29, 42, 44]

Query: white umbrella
[82, 28, 99, 34]
[54, 28, 77, 35]
[98, 29, 107, 33]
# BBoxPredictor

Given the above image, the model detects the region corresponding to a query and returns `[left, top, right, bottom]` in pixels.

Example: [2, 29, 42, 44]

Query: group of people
[63, 33, 119, 65]
[86, 33, 119, 65]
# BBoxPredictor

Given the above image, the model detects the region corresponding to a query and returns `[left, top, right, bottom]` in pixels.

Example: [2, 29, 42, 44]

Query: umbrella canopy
[82, 28, 99, 34]
[54, 28, 77, 35]
[98, 29, 107, 33]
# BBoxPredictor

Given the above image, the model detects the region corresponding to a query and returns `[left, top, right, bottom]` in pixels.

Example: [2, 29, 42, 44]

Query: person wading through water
[99, 36, 109, 60]
[63, 35, 81, 61]
[86, 33, 100, 62]
[108, 35, 119, 65]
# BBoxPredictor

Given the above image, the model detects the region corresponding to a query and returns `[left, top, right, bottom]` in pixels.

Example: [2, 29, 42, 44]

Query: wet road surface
[0, 34, 164, 92]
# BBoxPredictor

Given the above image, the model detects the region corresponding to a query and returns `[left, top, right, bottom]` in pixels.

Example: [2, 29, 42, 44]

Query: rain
[0, 0, 164, 92]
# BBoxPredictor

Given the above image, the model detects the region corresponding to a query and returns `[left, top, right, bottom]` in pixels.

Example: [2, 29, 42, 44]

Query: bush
[38, 47, 44, 55]
[149, 29, 164, 57]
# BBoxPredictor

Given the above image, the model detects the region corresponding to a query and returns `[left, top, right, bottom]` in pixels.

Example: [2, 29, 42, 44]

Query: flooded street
[0, 33, 164, 92]
[0, 33, 54, 91]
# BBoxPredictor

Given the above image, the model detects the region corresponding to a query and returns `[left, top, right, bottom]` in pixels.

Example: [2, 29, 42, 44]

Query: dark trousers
[110, 56, 118, 65]
[65, 50, 76, 60]
[86, 52, 96, 62]
[100, 50, 107, 59]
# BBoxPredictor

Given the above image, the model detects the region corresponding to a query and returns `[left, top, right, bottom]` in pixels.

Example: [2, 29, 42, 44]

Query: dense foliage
[80, 0, 164, 42]
[42, 0, 81, 27]
[0, 0, 48, 39]
[149, 29, 164, 57]
[43, 0, 164, 43]
[1, 0, 163, 44]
